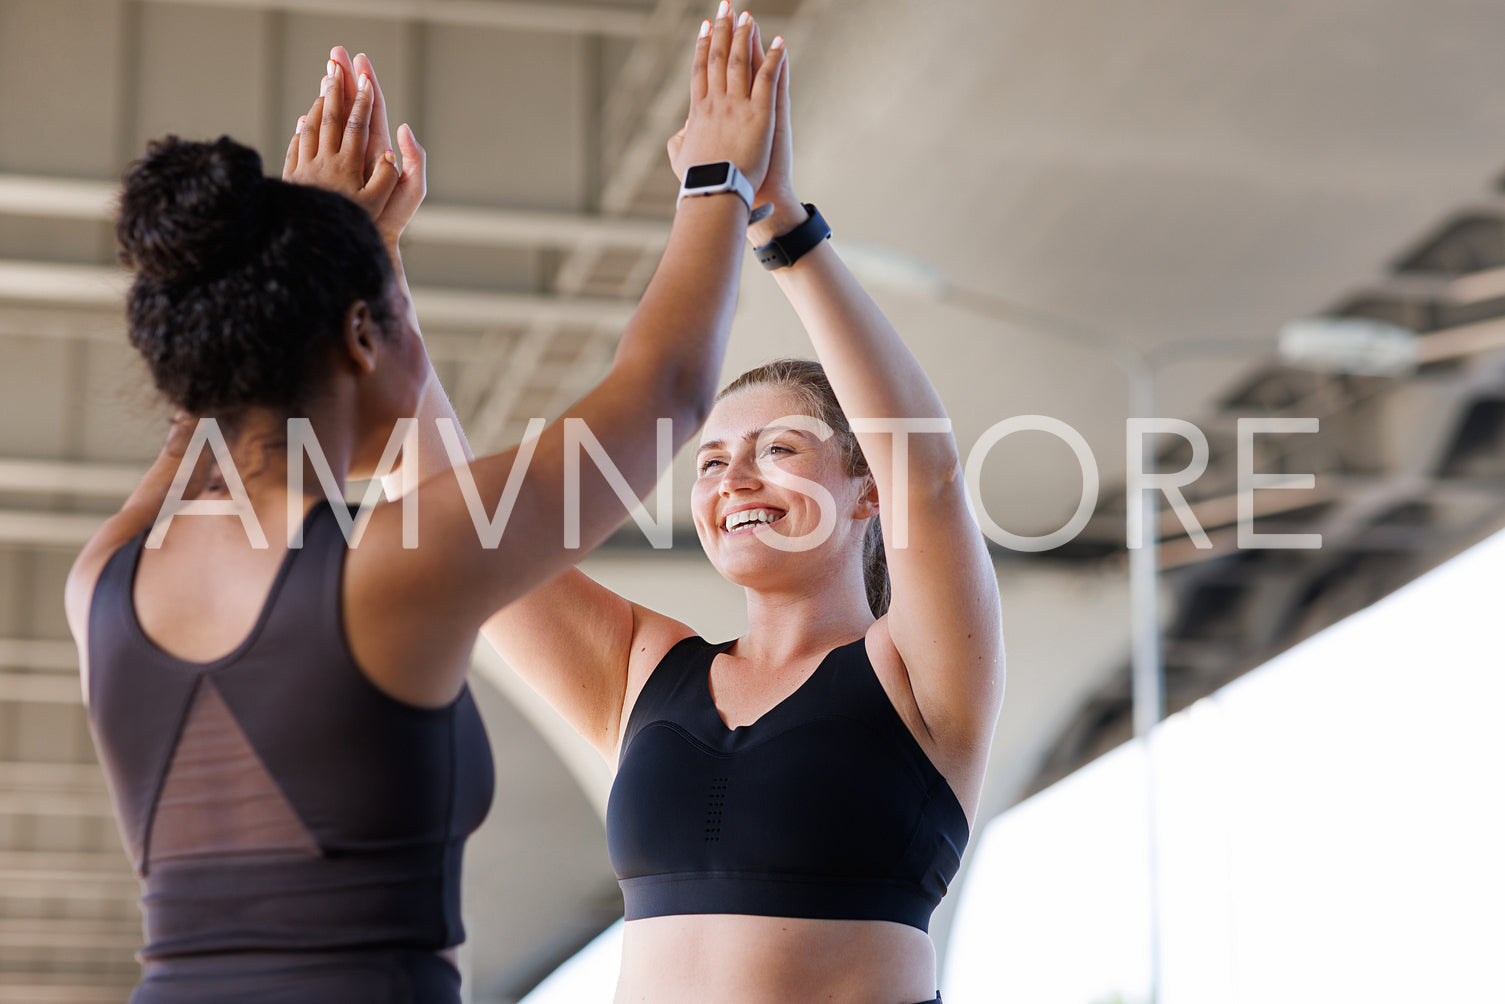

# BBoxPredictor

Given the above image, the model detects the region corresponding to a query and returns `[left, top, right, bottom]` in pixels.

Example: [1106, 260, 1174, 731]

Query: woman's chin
[704, 538, 811, 591]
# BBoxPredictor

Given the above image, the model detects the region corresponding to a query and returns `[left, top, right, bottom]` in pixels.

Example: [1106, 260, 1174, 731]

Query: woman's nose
[718, 452, 763, 493]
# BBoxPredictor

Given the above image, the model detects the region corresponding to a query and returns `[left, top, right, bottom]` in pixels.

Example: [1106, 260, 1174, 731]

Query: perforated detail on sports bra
[147, 677, 320, 867]
[704, 776, 728, 843]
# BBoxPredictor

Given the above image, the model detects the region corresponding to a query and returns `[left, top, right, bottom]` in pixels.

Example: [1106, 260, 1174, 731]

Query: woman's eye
[698, 458, 724, 473]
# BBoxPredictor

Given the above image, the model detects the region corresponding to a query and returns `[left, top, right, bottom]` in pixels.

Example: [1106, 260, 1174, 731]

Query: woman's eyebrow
[759, 425, 803, 438]
[698, 426, 810, 454]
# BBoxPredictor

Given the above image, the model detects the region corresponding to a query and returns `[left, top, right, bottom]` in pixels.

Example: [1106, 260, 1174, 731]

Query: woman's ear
[340, 300, 379, 375]
[853, 474, 880, 520]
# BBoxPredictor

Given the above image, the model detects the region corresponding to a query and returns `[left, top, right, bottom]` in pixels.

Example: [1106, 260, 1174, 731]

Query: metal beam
[0, 260, 636, 331]
[412, 286, 634, 330]
[135, 0, 655, 36]
[0, 850, 136, 898]
[0, 174, 669, 252]
[0, 638, 77, 670]
[0, 260, 127, 307]
[0, 851, 136, 897]
[1418, 316, 1505, 363]
[0, 919, 141, 951]
[0, 762, 108, 791]
[0, 987, 134, 1003]
[1362, 265, 1505, 306]
[0, 510, 105, 548]
[0, 306, 121, 343]
[0, 791, 114, 817]
[0, 175, 115, 220]
[0, 304, 487, 364]
[0, 672, 81, 704]
[0, 851, 132, 875]
[411, 203, 666, 252]
[0, 458, 143, 497]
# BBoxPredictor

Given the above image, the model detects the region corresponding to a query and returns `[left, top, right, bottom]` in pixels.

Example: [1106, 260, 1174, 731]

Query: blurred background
[1, 0, 1503, 1001]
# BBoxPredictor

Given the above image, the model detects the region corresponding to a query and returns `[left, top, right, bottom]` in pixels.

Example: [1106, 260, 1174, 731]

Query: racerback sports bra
[606, 635, 969, 932]
[86, 498, 494, 961]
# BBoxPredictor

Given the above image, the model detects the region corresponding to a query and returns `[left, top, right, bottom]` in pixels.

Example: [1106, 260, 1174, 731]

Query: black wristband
[753, 203, 831, 270]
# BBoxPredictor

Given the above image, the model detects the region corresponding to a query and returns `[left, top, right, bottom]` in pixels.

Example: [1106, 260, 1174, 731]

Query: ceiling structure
[2, 0, 1505, 1000]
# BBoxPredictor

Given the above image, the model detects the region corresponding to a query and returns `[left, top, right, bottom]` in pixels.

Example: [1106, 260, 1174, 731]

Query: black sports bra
[605, 636, 969, 932]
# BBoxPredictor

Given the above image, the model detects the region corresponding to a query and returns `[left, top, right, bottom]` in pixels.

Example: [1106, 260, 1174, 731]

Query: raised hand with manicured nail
[283, 48, 425, 251]
[742, 22, 802, 242]
[667, 3, 785, 193]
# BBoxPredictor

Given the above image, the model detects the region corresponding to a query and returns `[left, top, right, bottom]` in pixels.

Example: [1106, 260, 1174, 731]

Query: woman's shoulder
[64, 507, 160, 701]
[624, 610, 702, 695]
[614, 610, 701, 747]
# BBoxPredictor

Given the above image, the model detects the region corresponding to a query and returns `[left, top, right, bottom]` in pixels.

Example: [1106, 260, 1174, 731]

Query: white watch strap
[677, 162, 755, 210]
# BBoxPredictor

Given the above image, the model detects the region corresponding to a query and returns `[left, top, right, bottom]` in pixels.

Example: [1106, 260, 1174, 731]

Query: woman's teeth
[724, 508, 783, 531]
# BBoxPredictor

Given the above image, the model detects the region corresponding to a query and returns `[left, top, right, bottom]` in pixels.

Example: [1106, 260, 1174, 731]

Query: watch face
[684, 162, 732, 189]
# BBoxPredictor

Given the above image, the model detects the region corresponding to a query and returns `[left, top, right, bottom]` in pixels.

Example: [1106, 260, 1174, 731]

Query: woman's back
[87, 499, 492, 970]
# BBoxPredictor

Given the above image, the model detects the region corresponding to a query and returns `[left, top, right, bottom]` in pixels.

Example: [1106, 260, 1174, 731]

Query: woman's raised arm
[289, 9, 784, 710]
[746, 53, 1005, 768]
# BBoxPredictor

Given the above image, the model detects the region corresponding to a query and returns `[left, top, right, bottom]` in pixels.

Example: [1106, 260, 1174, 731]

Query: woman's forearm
[755, 214, 959, 478]
[380, 193, 748, 504]
[601, 193, 749, 435]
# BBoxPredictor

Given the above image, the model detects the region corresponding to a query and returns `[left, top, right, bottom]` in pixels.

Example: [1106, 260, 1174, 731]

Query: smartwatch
[753, 203, 831, 270]
[678, 161, 755, 210]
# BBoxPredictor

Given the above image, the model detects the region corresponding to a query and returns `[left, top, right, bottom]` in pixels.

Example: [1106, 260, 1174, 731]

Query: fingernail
[699, 19, 711, 38]
[327, 59, 337, 78]
[717, 1, 730, 19]
[296, 116, 307, 134]
[358, 72, 370, 93]
[384, 149, 395, 164]
[770, 34, 784, 49]
[737, 10, 750, 26]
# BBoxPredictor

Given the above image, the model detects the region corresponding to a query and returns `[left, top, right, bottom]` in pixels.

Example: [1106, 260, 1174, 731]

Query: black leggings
[130, 948, 460, 1004]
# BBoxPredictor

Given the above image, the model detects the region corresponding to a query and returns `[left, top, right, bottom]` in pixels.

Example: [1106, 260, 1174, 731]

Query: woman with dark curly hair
[64, 13, 785, 1001]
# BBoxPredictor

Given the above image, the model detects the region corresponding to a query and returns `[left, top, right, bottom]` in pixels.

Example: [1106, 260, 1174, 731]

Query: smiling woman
[695, 359, 889, 616]
[467, 9, 1005, 999]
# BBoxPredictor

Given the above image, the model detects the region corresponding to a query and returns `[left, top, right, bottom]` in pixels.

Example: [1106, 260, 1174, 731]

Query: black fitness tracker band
[753, 203, 831, 270]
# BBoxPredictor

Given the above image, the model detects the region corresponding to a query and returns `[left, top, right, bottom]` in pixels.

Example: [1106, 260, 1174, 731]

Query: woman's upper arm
[64, 506, 163, 699]
[480, 568, 693, 757]
[348, 398, 696, 716]
[479, 568, 635, 756]
[367, 366, 688, 623]
[881, 470, 1006, 751]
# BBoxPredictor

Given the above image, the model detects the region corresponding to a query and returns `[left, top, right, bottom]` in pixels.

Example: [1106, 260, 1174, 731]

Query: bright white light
[1277, 316, 1420, 376]
[518, 919, 623, 1004]
[943, 527, 1505, 1003]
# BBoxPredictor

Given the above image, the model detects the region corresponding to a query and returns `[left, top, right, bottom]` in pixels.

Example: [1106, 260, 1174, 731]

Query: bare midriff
[614, 914, 936, 1003]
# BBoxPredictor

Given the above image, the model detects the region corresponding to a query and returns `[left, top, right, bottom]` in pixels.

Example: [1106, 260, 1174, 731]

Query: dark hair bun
[117, 136, 265, 284]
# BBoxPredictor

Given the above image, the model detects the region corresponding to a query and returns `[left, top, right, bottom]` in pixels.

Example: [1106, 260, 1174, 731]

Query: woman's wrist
[747, 195, 809, 247]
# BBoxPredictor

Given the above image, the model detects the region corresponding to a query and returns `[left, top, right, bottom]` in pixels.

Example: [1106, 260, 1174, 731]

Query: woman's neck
[194, 408, 354, 512]
[738, 569, 874, 666]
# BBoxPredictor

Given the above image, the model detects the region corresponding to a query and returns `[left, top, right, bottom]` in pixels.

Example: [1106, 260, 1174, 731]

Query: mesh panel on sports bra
[147, 678, 319, 867]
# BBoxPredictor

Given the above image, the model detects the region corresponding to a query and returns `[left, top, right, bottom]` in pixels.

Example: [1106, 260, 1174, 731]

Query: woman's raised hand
[742, 18, 794, 217]
[283, 48, 425, 250]
[667, 3, 786, 194]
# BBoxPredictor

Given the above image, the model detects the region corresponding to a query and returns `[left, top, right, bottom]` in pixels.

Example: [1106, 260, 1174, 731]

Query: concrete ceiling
[3, 0, 1505, 1000]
